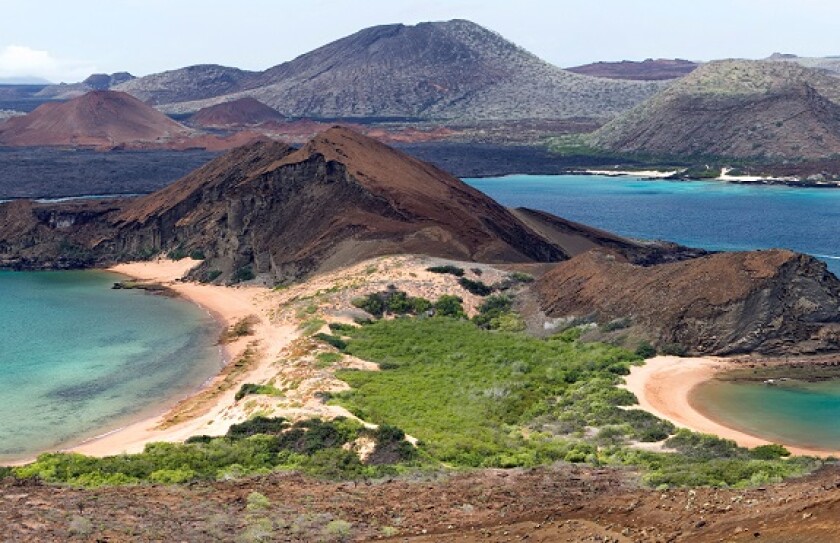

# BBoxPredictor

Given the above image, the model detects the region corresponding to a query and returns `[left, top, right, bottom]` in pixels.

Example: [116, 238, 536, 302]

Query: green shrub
[232, 266, 256, 283]
[427, 265, 464, 277]
[750, 444, 791, 460]
[635, 341, 657, 359]
[458, 277, 493, 296]
[167, 247, 188, 260]
[315, 333, 348, 351]
[660, 343, 687, 357]
[433, 295, 466, 319]
[189, 249, 206, 260]
[235, 383, 283, 401]
[323, 519, 352, 541]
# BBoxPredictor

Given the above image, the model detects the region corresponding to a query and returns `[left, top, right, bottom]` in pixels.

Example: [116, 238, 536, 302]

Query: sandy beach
[60, 258, 300, 458]
[585, 169, 679, 179]
[624, 356, 839, 457]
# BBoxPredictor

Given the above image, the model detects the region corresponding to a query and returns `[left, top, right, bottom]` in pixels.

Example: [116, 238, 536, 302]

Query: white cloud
[0, 45, 97, 83]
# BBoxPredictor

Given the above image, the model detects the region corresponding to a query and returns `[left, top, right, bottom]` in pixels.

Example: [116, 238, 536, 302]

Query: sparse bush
[246, 491, 271, 511]
[68, 515, 93, 536]
[235, 383, 283, 401]
[323, 519, 352, 541]
[660, 343, 687, 357]
[167, 246, 188, 260]
[635, 341, 657, 359]
[189, 249, 206, 260]
[427, 264, 464, 276]
[458, 277, 493, 296]
[315, 333, 348, 350]
[232, 266, 256, 283]
[433, 295, 466, 319]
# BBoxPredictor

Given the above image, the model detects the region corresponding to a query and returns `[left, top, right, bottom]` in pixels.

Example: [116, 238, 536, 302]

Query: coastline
[7, 258, 298, 465]
[624, 356, 840, 457]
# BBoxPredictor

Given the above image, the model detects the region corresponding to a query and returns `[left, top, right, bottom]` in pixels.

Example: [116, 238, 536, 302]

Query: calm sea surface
[465, 174, 840, 276]
[466, 174, 840, 449]
[692, 379, 840, 450]
[0, 270, 220, 462]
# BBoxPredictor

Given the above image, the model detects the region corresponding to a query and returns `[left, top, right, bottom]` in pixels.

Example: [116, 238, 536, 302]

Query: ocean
[465, 174, 840, 276]
[0, 270, 220, 462]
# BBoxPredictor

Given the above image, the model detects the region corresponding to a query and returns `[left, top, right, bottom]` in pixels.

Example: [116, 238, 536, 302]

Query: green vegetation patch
[235, 383, 284, 401]
[14, 417, 416, 487]
[333, 318, 642, 467]
[332, 317, 820, 485]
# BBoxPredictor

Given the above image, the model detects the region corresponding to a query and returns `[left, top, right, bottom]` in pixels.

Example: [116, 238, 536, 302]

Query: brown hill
[591, 60, 840, 159]
[188, 97, 285, 128]
[0, 127, 701, 281]
[113, 126, 566, 280]
[0, 90, 191, 147]
[566, 59, 698, 80]
[534, 249, 840, 355]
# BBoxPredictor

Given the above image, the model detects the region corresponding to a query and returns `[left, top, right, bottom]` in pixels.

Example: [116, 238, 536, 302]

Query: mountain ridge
[114, 20, 666, 121]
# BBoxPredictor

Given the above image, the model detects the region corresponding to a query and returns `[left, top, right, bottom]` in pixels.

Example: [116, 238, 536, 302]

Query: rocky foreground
[3, 464, 840, 542]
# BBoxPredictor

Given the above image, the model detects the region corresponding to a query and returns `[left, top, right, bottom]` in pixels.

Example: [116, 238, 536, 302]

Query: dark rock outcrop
[534, 249, 840, 355]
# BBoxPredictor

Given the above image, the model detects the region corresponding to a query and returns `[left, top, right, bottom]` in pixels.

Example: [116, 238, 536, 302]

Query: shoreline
[624, 356, 840, 457]
[5, 258, 297, 466]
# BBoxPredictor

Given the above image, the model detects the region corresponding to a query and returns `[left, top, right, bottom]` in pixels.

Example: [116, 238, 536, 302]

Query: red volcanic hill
[188, 97, 285, 128]
[0, 90, 191, 147]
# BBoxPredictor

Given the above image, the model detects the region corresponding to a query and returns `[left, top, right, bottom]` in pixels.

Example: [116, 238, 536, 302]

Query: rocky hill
[766, 52, 840, 76]
[566, 59, 698, 80]
[117, 20, 665, 121]
[35, 72, 136, 100]
[0, 127, 702, 280]
[187, 97, 285, 128]
[535, 249, 840, 355]
[590, 60, 840, 159]
[114, 64, 258, 105]
[0, 90, 190, 147]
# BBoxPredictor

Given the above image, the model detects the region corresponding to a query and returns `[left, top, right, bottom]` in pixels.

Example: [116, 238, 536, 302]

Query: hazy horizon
[2, 0, 840, 83]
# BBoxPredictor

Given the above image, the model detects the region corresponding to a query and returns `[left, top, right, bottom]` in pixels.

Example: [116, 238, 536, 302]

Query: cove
[0, 270, 221, 462]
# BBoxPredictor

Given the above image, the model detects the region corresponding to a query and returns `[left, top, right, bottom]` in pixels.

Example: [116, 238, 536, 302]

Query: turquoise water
[0, 270, 221, 462]
[692, 379, 840, 450]
[465, 174, 840, 276]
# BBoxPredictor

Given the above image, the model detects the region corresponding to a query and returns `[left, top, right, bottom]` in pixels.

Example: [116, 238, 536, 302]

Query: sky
[1, 0, 839, 83]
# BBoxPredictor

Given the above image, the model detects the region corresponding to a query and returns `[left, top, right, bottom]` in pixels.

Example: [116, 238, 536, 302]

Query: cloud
[0, 45, 97, 83]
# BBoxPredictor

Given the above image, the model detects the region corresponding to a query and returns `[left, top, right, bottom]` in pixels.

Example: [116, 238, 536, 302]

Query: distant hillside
[566, 59, 698, 80]
[188, 97, 285, 128]
[766, 52, 840, 76]
[36, 72, 135, 100]
[0, 90, 190, 147]
[590, 60, 840, 159]
[116, 20, 665, 121]
[114, 64, 257, 105]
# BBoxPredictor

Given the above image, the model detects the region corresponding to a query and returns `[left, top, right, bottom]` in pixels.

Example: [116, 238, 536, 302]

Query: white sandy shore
[624, 356, 839, 457]
[585, 169, 679, 179]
